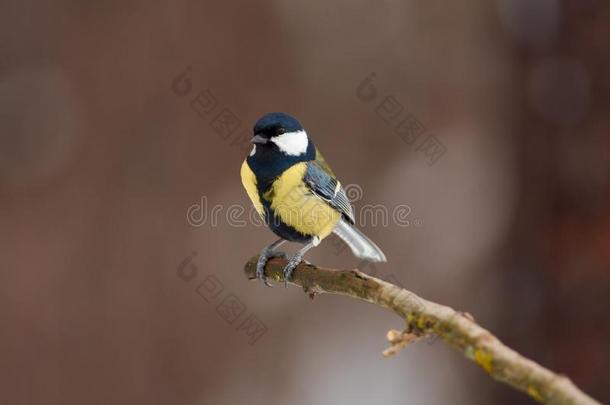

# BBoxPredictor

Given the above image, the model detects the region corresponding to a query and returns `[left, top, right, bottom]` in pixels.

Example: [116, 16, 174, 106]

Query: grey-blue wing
[303, 161, 355, 224]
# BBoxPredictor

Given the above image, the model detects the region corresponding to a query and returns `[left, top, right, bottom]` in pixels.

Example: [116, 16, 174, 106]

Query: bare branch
[244, 256, 600, 405]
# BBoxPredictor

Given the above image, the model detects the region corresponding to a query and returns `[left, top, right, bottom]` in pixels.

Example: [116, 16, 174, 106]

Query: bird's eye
[277, 128, 285, 135]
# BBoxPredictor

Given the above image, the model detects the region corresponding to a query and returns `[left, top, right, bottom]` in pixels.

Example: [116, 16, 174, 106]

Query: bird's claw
[256, 250, 287, 287]
[282, 255, 303, 287]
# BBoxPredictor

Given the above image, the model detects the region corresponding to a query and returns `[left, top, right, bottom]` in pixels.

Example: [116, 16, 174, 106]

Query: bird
[240, 112, 386, 286]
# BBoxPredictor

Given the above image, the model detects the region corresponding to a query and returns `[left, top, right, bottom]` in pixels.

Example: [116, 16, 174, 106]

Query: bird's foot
[282, 254, 304, 287]
[256, 249, 287, 287]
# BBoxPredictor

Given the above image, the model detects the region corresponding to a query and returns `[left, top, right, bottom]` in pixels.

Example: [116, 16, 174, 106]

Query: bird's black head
[249, 112, 314, 157]
[247, 112, 316, 182]
[252, 112, 303, 140]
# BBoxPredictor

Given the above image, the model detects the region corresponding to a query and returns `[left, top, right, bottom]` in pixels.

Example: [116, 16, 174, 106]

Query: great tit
[241, 112, 386, 286]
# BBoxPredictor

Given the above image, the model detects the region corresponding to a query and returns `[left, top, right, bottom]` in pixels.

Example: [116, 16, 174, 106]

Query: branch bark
[244, 256, 601, 405]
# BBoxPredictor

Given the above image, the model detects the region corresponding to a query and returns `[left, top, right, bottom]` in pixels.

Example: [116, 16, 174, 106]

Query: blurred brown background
[1, 1, 609, 404]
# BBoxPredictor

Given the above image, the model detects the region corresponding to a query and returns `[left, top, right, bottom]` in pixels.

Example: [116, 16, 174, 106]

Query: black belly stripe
[247, 141, 318, 243]
[260, 198, 313, 243]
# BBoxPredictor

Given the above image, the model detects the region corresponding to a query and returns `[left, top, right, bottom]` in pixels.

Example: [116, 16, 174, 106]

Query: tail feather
[333, 218, 387, 262]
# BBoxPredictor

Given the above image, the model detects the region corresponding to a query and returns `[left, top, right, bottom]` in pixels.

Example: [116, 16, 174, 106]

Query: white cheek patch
[271, 130, 309, 156]
[250, 145, 256, 156]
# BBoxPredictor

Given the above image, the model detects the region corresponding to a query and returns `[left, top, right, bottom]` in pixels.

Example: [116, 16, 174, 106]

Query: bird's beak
[251, 135, 268, 145]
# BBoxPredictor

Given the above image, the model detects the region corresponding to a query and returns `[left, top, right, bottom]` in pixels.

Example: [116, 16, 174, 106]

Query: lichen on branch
[244, 256, 600, 405]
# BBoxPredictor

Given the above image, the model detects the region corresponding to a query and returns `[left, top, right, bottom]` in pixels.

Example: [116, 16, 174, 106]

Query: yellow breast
[268, 163, 340, 239]
[240, 160, 264, 219]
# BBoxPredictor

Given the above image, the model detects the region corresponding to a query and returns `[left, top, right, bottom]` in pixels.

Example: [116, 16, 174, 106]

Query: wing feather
[303, 160, 355, 224]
